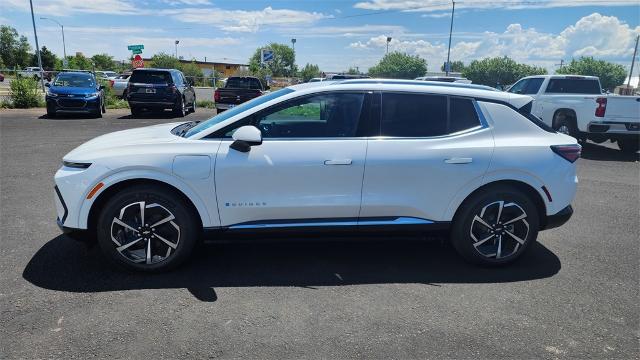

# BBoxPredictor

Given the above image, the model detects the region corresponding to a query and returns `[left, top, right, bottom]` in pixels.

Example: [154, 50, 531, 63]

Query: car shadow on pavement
[39, 114, 101, 120]
[23, 235, 561, 302]
[117, 111, 187, 120]
[580, 142, 639, 162]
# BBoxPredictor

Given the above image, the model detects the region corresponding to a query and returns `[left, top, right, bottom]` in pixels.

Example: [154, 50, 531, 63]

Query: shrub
[10, 77, 41, 108]
[196, 100, 215, 108]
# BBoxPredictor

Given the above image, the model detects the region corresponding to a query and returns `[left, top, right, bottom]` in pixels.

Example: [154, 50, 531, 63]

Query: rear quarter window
[545, 78, 601, 94]
[449, 97, 481, 133]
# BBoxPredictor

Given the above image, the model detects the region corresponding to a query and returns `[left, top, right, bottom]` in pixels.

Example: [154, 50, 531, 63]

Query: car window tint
[227, 77, 261, 89]
[256, 92, 365, 138]
[545, 79, 601, 94]
[508, 79, 528, 94]
[450, 98, 480, 133]
[381, 93, 447, 137]
[130, 71, 172, 84]
[523, 78, 544, 94]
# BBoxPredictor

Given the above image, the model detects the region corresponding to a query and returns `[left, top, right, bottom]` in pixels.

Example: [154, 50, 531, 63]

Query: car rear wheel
[130, 106, 142, 117]
[451, 185, 539, 266]
[553, 116, 578, 139]
[96, 184, 199, 272]
[174, 97, 186, 117]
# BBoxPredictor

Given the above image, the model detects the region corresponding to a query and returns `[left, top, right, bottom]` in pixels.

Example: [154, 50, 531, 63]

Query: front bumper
[542, 205, 573, 230]
[46, 96, 100, 113]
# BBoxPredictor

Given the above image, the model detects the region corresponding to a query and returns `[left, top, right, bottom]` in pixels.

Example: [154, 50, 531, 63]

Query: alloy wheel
[110, 201, 180, 265]
[469, 200, 529, 259]
[557, 124, 570, 135]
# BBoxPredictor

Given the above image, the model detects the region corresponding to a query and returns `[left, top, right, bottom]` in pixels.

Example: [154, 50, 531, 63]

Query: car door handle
[324, 159, 352, 165]
[444, 157, 473, 164]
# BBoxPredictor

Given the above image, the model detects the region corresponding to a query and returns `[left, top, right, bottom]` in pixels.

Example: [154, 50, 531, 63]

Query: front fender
[76, 167, 217, 229]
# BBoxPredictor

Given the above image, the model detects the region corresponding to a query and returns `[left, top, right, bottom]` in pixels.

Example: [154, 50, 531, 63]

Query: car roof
[521, 74, 599, 80]
[333, 78, 497, 91]
[57, 71, 95, 77]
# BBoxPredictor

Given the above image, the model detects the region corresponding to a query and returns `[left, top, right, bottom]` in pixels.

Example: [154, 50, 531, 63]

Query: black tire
[174, 97, 186, 117]
[190, 98, 196, 113]
[553, 114, 579, 139]
[450, 185, 540, 266]
[96, 184, 199, 272]
[618, 138, 639, 153]
[93, 108, 102, 118]
[130, 106, 142, 117]
[46, 105, 56, 118]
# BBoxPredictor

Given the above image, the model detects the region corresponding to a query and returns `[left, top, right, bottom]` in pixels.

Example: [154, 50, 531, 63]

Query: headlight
[86, 92, 100, 98]
[46, 91, 58, 97]
[63, 161, 92, 169]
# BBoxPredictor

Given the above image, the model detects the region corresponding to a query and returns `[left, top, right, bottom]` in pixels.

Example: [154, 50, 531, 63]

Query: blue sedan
[46, 72, 106, 118]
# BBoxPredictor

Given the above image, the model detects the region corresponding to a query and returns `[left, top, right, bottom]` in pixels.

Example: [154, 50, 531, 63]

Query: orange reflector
[86, 182, 104, 199]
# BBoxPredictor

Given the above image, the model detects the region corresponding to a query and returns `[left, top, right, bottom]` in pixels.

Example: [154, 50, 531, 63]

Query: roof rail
[335, 78, 498, 91]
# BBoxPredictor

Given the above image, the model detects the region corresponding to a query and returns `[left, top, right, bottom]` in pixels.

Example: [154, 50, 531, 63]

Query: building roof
[142, 58, 248, 66]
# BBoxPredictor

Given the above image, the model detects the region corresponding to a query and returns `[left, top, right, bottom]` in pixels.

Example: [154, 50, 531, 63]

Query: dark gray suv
[127, 68, 196, 117]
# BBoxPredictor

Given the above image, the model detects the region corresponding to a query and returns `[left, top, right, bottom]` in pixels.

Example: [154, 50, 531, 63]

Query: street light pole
[627, 35, 639, 88]
[40, 17, 66, 63]
[445, 0, 456, 76]
[175, 40, 179, 59]
[29, 0, 45, 91]
[291, 38, 296, 77]
[386, 36, 392, 54]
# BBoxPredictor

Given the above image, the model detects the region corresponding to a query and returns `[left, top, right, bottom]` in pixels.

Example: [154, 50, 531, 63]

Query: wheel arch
[552, 108, 577, 129]
[79, 169, 214, 231]
[448, 179, 548, 229]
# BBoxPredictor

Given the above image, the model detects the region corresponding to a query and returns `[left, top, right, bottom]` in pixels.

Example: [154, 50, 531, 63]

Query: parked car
[17, 66, 52, 81]
[325, 74, 370, 80]
[508, 75, 640, 152]
[95, 71, 118, 81]
[109, 73, 131, 98]
[54, 79, 579, 272]
[45, 71, 106, 118]
[126, 68, 196, 117]
[415, 76, 472, 84]
[214, 76, 267, 112]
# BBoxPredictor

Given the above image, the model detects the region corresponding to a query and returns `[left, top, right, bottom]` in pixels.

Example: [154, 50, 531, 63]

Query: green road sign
[131, 49, 142, 54]
[127, 44, 144, 51]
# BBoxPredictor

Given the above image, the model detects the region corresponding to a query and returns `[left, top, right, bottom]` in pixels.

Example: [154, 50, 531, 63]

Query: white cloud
[421, 13, 450, 18]
[160, 6, 330, 32]
[354, 0, 637, 12]
[4, 0, 139, 16]
[349, 13, 640, 72]
[290, 25, 406, 38]
[162, 0, 212, 5]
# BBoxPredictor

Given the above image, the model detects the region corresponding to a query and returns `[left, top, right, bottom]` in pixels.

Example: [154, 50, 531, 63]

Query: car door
[214, 91, 372, 227]
[360, 92, 494, 223]
[180, 72, 195, 104]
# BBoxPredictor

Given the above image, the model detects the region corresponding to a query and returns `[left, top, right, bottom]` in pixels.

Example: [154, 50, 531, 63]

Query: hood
[64, 122, 184, 162]
[49, 86, 97, 95]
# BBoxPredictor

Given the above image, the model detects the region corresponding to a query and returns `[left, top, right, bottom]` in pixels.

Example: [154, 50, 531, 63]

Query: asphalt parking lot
[1, 108, 638, 359]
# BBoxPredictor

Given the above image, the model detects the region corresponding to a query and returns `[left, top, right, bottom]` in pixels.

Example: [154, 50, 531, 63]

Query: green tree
[463, 56, 547, 87]
[0, 26, 32, 69]
[180, 61, 203, 83]
[65, 53, 92, 70]
[10, 77, 41, 108]
[31, 46, 57, 70]
[249, 43, 296, 77]
[440, 60, 465, 73]
[368, 52, 427, 79]
[556, 56, 626, 91]
[91, 53, 115, 70]
[346, 67, 360, 75]
[150, 52, 180, 69]
[299, 63, 321, 82]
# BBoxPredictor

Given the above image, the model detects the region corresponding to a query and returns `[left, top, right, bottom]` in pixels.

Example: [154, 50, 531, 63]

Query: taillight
[551, 144, 581, 163]
[214, 89, 220, 102]
[595, 97, 607, 117]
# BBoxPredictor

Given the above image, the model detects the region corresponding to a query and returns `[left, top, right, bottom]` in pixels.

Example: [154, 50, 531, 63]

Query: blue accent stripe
[227, 217, 433, 230]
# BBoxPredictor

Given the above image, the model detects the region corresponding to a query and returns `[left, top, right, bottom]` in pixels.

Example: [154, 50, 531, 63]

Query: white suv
[54, 80, 580, 272]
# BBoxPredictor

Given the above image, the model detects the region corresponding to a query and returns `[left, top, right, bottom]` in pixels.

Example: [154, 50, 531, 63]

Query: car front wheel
[96, 184, 199, 272]
[451, 185, 539, 266]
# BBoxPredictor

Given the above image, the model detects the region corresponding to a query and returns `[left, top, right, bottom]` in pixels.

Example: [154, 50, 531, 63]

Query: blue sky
[3, 0, 640, 73]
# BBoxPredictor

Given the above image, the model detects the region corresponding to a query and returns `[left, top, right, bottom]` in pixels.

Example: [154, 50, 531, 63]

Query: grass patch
[196, 100, 216, 109]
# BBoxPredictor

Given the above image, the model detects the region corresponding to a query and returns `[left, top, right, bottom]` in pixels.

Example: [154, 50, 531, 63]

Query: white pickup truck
[508, 75, 640, 153]
[17, 67, 52, 81]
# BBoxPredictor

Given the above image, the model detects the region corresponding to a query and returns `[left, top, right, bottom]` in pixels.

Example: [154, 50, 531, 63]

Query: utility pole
[556, 59, 564, 69]
[386, 36, 392, 54]
[445, 0, 455, 76]
[40, 17, 66, 65]
[627, 35, 639, 88]
[29, 0, 45, 91]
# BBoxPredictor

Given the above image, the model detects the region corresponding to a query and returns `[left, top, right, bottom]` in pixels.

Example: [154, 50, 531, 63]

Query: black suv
[126, 68, 196, 117]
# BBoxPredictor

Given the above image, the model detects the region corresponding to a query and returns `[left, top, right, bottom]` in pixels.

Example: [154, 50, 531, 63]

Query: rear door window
[380, 93, 448, 137]
[523, 78, 544, 94]
[545, 78, 601, 94]
[130, 71, 172, 84]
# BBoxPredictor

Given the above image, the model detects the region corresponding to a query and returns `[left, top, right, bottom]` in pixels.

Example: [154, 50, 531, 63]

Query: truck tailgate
[605, 96, 640, 121]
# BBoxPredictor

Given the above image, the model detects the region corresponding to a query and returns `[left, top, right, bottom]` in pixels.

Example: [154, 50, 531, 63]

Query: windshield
[53, 74, 96, 88]
[185, 88, 295, 138]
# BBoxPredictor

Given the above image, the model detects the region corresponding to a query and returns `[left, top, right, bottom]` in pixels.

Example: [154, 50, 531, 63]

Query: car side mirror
[230, 125, 262, 152]
[45, 82, 50, 87]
